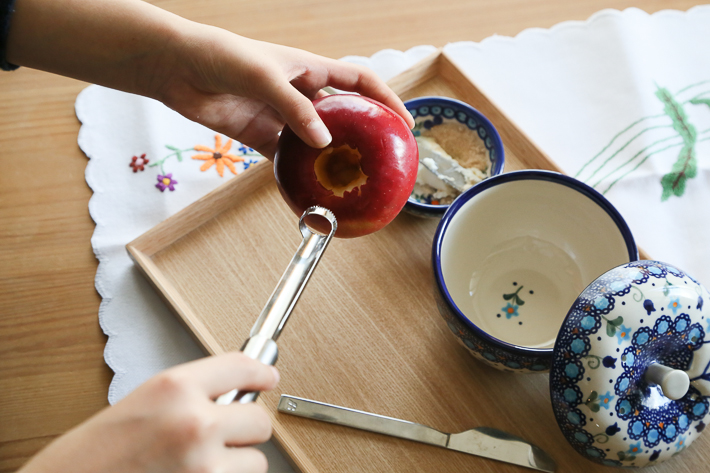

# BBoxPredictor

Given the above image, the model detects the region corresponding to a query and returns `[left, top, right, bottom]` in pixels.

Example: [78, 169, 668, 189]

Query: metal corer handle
[215, 206, 337, 405]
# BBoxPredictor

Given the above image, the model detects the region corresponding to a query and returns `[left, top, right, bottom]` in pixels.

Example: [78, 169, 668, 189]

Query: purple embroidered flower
[156, 174, 178, 192]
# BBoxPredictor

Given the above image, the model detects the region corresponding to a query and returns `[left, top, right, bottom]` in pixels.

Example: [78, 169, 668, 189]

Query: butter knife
[278, 395, 555, 472]
[416, 136, 471, 192]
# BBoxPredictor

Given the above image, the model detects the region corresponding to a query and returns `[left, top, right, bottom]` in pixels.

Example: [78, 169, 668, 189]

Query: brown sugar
[421, 122, 488, 171]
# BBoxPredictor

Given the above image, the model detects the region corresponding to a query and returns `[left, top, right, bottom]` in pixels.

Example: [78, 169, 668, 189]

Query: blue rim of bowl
[404, 96, 505, 215]
[432, 170, 639, 358]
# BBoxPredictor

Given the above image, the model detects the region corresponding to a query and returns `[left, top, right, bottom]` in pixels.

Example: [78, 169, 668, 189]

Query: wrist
[152, 21, 250, 110]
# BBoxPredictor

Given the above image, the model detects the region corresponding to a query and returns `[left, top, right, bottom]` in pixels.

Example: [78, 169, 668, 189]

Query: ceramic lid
[550, 260, 710, 467]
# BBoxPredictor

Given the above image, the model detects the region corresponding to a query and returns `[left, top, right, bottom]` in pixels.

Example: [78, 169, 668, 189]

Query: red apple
[274, 94, 418, 238]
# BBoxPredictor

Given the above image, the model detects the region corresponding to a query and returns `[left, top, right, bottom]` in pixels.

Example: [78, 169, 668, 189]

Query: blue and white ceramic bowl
[403, 97, 504, 218]
[433, 170, 638, 373]
[551, 261, 710, 468]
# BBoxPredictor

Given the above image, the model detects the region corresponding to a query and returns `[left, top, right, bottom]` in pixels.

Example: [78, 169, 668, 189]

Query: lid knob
[644, 362, 690, 400]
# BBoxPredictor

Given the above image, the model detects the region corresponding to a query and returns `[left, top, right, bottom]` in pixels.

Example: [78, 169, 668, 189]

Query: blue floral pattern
[550, 261, 710, 467]
[402, 97, 504, 216]
[435, 289, 550, 372]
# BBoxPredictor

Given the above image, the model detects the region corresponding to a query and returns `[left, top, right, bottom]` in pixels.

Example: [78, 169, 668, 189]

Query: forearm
[5, 0, 194, 97]
[4, 0, 412, 157]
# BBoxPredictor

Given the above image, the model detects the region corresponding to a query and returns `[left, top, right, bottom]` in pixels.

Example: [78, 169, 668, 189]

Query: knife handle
[277, 395, 448, 447]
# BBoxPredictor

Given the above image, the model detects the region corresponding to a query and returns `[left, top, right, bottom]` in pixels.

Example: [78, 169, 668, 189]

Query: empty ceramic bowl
[433, 170, 638, 372]
[403, 97, 504, 218]
[432, 170, 710, 467]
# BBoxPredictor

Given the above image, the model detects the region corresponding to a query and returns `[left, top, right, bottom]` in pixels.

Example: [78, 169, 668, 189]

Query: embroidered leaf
[176, 151, 184, 162]
[690, 97, 710, 109]
[655, 86, 697, 201]
[656, 87, 697, 144]
[165, 144, 179, 151]
[661, 144, 697, 201]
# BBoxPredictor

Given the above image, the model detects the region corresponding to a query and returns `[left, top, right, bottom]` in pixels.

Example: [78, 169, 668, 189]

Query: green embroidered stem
[584, 125, 672, 184]
[593, 135, 681, 190]
[574, 114, 666, 179]
[149, 146, 195, 174]
[676, 79, 710, 95]
[600, 134, 710, 194]
[689, 96, 710, 108]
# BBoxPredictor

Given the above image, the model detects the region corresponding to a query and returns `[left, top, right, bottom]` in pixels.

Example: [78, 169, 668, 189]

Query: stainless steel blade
[448, 427, 556, 473]
[278, 395, 555, 472]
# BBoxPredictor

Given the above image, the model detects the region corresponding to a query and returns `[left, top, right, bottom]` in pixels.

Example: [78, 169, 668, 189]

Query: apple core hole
[303, 214, 333, 236]
[314, 145, 368, 197]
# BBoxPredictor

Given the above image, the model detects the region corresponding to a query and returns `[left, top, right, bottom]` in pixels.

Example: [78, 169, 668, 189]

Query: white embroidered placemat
[77, 6, 710, 470]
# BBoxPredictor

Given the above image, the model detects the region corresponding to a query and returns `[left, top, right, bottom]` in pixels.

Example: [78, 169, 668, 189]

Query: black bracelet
[0, 0, 18, 71]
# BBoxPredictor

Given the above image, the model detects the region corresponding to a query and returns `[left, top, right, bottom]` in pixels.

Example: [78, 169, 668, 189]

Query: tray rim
[125, 47, 650, 473]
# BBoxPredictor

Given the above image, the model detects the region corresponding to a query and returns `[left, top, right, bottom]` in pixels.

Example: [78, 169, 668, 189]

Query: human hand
[155, 25, 415, 159]
[6, 0, 413, 160]
[18, 352, 280, 473]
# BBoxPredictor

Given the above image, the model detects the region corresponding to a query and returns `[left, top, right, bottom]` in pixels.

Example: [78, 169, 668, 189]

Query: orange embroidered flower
[192, 135, 244, 177]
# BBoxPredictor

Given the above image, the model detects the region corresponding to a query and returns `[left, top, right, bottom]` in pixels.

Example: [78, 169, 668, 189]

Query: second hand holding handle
[215, 206, 337, 405]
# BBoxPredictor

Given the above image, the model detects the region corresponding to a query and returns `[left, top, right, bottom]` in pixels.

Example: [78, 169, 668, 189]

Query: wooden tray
[127, 50, 687, 473]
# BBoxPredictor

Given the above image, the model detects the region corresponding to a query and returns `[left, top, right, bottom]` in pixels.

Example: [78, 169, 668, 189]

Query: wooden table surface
[0, 0, 702, 471]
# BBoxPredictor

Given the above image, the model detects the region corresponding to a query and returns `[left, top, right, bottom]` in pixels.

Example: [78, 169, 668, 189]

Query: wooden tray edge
[124, 49, 650, 473]
[126, 160, 318, 473]
[127, 159, 274, 257]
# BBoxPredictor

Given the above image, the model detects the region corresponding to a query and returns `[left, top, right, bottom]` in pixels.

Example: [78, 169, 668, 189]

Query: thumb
[264, 81, 332, 149]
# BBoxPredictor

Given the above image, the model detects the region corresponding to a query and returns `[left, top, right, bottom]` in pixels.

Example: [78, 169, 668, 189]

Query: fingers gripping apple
[274, 95, 419, 238]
